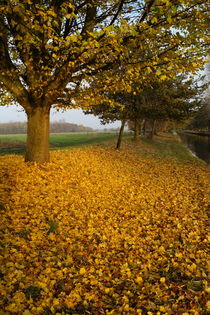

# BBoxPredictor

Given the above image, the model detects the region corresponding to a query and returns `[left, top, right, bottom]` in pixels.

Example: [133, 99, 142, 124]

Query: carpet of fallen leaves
[0, 146, 209, 315]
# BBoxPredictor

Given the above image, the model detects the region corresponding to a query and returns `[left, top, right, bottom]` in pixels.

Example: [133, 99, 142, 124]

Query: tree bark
[116, 119, 126, 149]
[161, 120, 168, 132]
[138, 120, 142, 136]
[150, 119, 156, 140]
[25, 106, 50, 163]
[208, 118, 210, 132]
[142, 119, 146, 135]
[134, 119, 139, 141]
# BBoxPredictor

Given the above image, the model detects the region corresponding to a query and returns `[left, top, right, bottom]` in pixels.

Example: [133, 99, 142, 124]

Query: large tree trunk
[116, 119, 126, 149]
[25, 106, 50, 163]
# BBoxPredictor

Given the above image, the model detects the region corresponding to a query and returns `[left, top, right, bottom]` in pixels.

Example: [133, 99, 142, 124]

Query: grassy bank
[133, 133, 205, 165]
[0, 131, 206, 165]
[0, 132, 119, 155]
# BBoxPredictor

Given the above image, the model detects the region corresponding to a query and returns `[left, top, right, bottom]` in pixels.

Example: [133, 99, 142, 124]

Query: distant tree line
[51, 121, 93, 133]
[0, 121, 93, 135]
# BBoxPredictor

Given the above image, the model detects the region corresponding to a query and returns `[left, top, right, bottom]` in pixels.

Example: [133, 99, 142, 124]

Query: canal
[179, 132, 210, 165]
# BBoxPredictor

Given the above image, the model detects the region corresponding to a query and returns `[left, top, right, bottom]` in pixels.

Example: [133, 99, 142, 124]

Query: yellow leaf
[206, 301, 210, 312]
[151, 17, 158, 23]
[167, 16, 172, 24]
[136, 276, 143, 284]
[15, 34, 22, 41]
[79, 267, 86, 275]
[53, 298, 60, 306]
[160, 75, 167, 80]
[160, 277, 166, 284]
[159, 306, 166, 312]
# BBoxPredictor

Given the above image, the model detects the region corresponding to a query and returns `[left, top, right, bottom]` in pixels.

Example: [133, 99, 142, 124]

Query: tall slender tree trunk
[25, 106, 50, 163]
[161, 120, 168, 132]
[208, 118, 210, 132]
[134, 119, 139, 141]
[142, 119, 146, 135]
[138, 119, 142, 136]
[116, 119, 126, 149]
[138, 119, 145, 136]
[150, 119, 156, 140]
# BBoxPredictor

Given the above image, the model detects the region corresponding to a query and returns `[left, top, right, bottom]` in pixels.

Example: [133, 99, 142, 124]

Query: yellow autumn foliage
[0, 145, 209, 314]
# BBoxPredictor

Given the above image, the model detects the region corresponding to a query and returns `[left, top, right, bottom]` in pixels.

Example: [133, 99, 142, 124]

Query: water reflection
[179, 133, 210, 165]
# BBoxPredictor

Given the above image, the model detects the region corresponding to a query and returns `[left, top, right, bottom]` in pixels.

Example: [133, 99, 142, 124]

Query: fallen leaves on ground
[0, 146, 209, 314]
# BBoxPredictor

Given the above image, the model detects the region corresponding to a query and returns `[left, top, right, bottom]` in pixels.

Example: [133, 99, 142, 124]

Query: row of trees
[0, 121, 93, 135]
[85, 74, 207, 148]
[1, 0, 209, 162]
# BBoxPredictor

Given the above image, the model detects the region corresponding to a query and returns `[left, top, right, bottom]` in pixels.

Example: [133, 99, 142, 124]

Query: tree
[187, 102, 210, 131]
[85, 92, 130, 149]
[137, 75, 207, 138]
[1, 0, 209, 162]
[86, 74, 207, 144]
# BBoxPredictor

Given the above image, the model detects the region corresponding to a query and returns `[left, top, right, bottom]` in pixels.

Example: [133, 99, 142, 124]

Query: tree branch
[81, 2, 97, 35]
[109, 0, 126, 26]
[139, 0, 156, 23]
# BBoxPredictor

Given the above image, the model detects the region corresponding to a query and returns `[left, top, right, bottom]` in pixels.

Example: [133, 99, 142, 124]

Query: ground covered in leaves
[0, 145, 209, 314]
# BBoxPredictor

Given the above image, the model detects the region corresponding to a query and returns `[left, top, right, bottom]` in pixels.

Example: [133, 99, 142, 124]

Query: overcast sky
[0, 105, 121, 130]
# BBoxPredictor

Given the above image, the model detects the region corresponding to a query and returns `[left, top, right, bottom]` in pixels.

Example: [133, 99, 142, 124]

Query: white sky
[0, 105, 121, 130]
